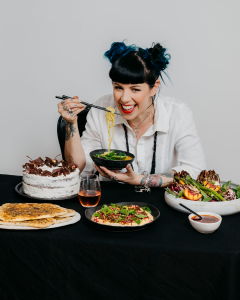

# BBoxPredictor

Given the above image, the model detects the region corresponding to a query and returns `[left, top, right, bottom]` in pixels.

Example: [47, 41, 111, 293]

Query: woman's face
[113, 80, 160, 121]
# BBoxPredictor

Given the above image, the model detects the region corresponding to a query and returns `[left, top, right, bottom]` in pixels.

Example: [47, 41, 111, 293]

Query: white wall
[1, 0, 240, 182]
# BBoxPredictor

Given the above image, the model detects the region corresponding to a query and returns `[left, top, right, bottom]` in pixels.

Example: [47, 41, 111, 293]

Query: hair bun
[147, 43, 171, 72]
[104, 42, 137, 64]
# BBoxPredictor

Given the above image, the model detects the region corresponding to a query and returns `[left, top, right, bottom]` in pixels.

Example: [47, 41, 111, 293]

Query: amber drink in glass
[78, 174, 101, 207]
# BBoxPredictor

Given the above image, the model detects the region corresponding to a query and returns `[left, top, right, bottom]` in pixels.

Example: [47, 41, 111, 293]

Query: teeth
[122, 105, 135, 110]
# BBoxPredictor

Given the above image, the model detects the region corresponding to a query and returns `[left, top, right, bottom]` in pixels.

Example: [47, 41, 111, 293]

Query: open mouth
[120, 104, 137, 114]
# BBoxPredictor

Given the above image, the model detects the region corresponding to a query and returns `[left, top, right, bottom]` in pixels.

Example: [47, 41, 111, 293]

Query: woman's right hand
[57, 96, 86, 124]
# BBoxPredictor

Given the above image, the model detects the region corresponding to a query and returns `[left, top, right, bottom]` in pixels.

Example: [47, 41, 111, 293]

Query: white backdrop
[1, 0, 240, 182]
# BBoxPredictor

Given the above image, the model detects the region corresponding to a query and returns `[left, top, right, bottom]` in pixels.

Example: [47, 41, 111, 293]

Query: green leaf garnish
[178, 190, 184, 197]
[136, 214, 146, 219]
[142, 207, 151, 214]
[221, 181, 232, 192]
[94, 212, 101, 217]
[233, 186, 240, 199]
[201, 190, 212, 202]
[119, 208, 129, 216]
[165, 188, 178, 198]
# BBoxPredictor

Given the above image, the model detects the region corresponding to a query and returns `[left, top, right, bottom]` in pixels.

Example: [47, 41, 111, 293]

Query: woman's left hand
[95, 164, 144, 185]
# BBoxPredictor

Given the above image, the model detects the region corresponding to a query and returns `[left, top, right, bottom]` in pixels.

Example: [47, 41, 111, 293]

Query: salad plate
[85, 202, 160, 232]
[165, 181, 240, 216]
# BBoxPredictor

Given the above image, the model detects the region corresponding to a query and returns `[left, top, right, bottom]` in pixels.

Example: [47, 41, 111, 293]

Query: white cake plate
[15, 182, 78, 201]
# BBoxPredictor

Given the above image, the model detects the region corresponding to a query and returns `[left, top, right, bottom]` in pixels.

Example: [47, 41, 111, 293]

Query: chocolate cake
[22, 156, 80, 199]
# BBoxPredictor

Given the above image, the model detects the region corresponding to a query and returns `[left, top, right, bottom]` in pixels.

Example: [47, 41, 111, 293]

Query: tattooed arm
[139, 170, 175, 188]
[57, 97, 86, 170]
[97, 163, 175, 188]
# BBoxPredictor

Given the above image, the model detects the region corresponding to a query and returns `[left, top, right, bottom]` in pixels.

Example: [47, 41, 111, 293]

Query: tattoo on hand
[65, 122, 76, 141]
[140, 171, 174, 188]
[61, 101, 65, 105]
[141, 175, 163, 187]
[74, 104, 77, 107]
[63, 105, 68, 111]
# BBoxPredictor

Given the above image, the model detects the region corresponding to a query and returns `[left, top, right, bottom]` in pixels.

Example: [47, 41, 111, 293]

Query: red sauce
[192, 215, 219, 223]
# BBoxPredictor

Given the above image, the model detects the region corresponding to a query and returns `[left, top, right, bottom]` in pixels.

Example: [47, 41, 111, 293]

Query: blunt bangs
[109, 52, 155, 85]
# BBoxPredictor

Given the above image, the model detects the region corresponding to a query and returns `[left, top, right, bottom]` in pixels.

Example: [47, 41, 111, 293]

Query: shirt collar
[113, 94, 170, 133]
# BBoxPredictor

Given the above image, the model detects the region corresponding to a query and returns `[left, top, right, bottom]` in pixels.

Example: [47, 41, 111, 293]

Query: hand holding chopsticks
[57, 96, 87, 125]
[56, 95, 121, 115]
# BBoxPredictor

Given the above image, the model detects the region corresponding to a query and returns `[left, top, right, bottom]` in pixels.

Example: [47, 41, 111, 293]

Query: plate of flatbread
[0, 203, 80, 230]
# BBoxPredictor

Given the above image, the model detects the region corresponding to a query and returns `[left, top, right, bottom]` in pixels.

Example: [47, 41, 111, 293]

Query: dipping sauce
[192, 215, 219, 223]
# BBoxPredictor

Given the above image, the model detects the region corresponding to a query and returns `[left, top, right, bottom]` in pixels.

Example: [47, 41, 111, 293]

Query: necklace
[129, 115, 149, 137]
[129, 102, 153, 137]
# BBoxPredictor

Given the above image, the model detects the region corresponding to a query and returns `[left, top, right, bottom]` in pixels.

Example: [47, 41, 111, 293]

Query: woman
[57, 42, 206, 188]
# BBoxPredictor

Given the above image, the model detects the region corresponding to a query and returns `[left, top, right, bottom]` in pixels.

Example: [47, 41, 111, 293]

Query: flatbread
[0, 203, 68, 222]
[0, 217, 56, 228]
[57, 209, 76, 218]
[54, 216, 72, 224]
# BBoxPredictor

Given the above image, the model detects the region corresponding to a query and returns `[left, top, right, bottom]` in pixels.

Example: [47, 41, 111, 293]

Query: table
[1, 174, 240, 300]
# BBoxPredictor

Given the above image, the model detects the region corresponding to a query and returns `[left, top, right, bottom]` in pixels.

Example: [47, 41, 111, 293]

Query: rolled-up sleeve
[171, 107, 206, 179]
[80, 107, 101, 175]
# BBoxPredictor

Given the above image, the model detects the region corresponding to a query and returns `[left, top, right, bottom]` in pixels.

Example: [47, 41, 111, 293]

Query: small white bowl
[188, 211, 222, 234]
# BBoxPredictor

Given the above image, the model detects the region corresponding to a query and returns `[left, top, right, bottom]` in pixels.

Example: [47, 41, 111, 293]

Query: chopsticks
[55, 95, 122, 116]
[179, 203, 202, 220]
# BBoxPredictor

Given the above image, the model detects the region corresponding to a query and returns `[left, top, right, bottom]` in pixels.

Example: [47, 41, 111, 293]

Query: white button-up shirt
[81, 94, 206, 179]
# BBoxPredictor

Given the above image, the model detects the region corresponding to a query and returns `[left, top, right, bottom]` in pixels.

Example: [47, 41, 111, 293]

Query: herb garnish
[93, 204, 152, 225]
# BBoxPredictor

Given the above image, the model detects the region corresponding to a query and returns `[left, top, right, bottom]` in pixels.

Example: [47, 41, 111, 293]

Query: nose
[120, 90, 132, 103]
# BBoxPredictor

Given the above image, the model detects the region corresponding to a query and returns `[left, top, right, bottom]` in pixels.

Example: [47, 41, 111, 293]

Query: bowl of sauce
[188, 212, 222, 234]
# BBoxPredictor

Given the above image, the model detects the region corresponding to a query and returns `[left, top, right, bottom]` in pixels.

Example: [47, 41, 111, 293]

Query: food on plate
[22, 155, 80, 199]
[183, 189, 202, 201]
[105, 106, 116, 153]
[197, 170, 220, 185]
[54, 216, 72, 224]
[203, 181, 220, 192]
[0, 203, 77, 228]
[0, 218, 56, 228]
[95, 150, 132, 161]
[191, 215, 219, 223]
[0, 203, 67, 221]
[91, 204, 153, 226]
[165, 170, 240, 202]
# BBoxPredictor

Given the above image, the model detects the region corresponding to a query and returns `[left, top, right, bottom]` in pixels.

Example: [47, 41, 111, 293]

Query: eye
[133, 88, 140, 92]
[114, 86, 122, 90]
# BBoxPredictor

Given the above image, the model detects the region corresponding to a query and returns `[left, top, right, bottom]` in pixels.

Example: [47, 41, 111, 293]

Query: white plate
[165, 181, 240, 216]
[0, 212, 81, 230]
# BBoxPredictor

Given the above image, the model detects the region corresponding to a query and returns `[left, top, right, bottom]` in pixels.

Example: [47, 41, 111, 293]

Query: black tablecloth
[1, 174, 240, 300]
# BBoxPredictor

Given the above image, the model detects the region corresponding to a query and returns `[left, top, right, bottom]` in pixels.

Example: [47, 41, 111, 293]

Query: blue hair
[104, 41, 171, 85]
[104, 42, 138, 64]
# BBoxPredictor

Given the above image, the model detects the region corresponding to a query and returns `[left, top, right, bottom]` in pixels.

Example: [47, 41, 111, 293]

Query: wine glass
[78, 174, 101, 207]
